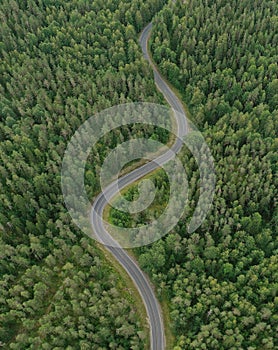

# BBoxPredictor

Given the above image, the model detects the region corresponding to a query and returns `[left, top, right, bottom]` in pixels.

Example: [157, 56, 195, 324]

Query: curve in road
[91, 22, 187, 350]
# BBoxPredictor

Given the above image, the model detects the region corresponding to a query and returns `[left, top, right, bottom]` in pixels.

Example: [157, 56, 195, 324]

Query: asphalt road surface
[91, 22, 188, 350]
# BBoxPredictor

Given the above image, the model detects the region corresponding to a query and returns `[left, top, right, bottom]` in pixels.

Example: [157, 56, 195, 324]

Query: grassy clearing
[161, 296, 175, 350]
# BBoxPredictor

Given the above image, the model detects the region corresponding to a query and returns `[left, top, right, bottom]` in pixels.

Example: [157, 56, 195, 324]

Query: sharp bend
[91, 22, 188, 350]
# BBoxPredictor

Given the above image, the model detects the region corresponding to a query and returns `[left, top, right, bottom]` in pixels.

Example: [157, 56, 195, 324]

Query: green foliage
[151, 0, 277, 129]
[0, 0, 166, 348]
[109, 169, 170, 228]
[1, 0, 277, 348]
[132, 0, 277, 348]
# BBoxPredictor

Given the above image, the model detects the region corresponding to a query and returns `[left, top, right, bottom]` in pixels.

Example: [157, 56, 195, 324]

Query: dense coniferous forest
[132, 0, 277, 349]
[1, 0, 277, 349]
[0, 0, 166, 348]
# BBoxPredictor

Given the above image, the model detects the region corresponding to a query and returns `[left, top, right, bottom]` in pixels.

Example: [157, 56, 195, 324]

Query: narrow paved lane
[91, 22, 187, 350]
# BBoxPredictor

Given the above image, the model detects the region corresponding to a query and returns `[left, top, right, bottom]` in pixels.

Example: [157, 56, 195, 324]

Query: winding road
[90, 22, 187, 350]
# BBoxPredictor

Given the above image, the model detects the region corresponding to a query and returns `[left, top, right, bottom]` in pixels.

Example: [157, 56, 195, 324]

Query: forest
[0, 0, 277, 349]
[0, 0, 166, 348]
[133, 0, 277, 349]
